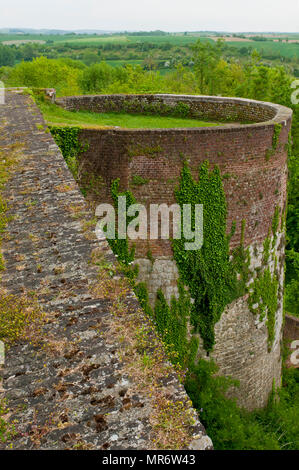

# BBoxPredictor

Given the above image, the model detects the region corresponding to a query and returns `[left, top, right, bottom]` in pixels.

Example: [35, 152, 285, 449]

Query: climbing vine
[266, 123, 282, 161]
[172, 161, 248, 352]
[50, 126, 88, 178]
[271, 205, 280, 248]
[106, 161, 279, 356]
[108, 178, 136, 267]
[154, 282, 199, 368]
[272, 123, 282, 151]
[248, 206, 281, 350]
[248, 267, 278, 350]
[130, 175, 149, 186]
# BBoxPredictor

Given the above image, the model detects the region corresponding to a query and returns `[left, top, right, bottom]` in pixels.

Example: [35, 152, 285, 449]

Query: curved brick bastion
[57, 93, 292, 410]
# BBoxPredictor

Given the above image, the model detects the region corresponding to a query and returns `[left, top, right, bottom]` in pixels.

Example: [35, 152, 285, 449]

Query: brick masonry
[56, 93, 292, 411]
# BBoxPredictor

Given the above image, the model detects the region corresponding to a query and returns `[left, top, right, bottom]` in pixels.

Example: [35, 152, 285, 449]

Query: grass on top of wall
[39, 102, 220, 129]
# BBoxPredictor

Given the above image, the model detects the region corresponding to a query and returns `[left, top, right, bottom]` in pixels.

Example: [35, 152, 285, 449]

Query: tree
[191, 39, 224, 94]
[0, 45, 16, 67]
[6, 57, 82, 96]
[79, 62, 115, 93]
[142, 54, 157, 71]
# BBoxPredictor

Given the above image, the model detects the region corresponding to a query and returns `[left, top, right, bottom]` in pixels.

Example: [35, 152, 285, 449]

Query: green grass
[1, 32, 298, 61]
[0, 33, 86, 44]
[62, 34, 207, 47]
[69, 35, 299, 60]
[226, 40, 299, 59]
[39, 102, 219, 129]
[105, 59, 145, 67]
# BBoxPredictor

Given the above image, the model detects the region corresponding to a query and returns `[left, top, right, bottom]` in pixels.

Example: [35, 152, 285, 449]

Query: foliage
[4, 57, 82, 95]
[0, 31, 299, 70]
[285, 249, 299, 316]
[79, 61, 117, 93]
[0, 399, 17, 443]
[192, 38, 224, 93]
[49, 125, 87, 178]
[286, 139, 299, 315]
[248, 268, 279, 348]
[172, 161, 246, 352]
[130, 175, 149, 186]
[272, 123, 282, 150]
[154, 283, 198, 368]
[0, 44, 15, 66]
[134, 282, 153, 318]
[108, 178, 136, 266]
[185, 360, 299, 450]
[0, 293, 44, 346]
[287, 154, 299, 253]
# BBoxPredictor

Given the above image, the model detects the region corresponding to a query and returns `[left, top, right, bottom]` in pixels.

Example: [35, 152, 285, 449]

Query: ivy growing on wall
[154, 282, 199, 368]
[266, 123, 282, 161]
[107, 176, 198, 364]
[108, 178, 136, 267]
[248, 267, 278, 350]
[247, 206, 281, 350]
[272, 123, 282, 151]
[172, 161, 249, 352]
[107, 161, 278, 356]
[130, 174, 149, 186]
[50, 126, 81, 160]
[50, 126, 88, 178]
[271, 205, 280, 248]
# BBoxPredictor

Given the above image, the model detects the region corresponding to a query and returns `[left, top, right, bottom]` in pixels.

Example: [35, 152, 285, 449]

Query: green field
[0, 33, 83, 43]
[225, 39, 299, 59]
[0, 33, 199, 46]
[40, 102, 219, 129]
[105, 59, 145, 67]
[63, 35, 299, 60]
[63, 34, 207, 47]
[2, 33, 298, 58]
[1, 32, 299, 68]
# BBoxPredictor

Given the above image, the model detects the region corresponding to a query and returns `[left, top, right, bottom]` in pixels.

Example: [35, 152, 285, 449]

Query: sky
[0, 0, 298, 32]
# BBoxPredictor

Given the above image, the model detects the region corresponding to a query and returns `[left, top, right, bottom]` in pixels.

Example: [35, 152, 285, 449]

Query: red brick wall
[76, 110, 291, 257]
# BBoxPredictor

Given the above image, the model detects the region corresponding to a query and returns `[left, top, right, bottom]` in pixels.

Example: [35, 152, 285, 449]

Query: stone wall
[57, 94, 292, 410]
[57, 93, 277, 123]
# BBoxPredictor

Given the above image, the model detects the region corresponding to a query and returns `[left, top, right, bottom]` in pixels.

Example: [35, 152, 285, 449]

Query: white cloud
[0, 0, 298, 32]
